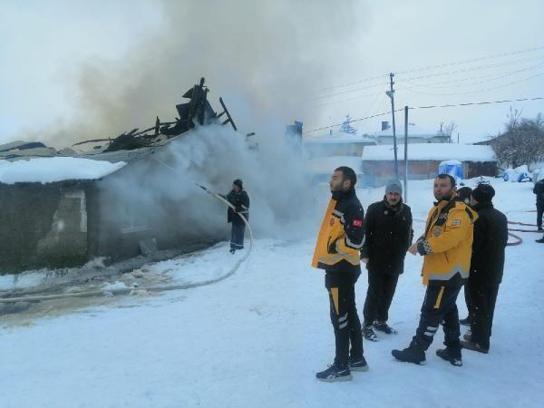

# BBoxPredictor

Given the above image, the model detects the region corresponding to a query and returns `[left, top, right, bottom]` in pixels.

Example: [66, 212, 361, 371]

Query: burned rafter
[73, 77, 239, 153]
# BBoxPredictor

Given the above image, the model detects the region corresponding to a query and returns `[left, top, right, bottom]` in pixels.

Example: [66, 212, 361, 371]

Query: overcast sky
[1, 0, 543, 147]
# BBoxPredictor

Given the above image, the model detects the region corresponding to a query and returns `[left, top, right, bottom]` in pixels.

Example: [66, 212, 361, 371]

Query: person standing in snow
[456, 186, 474, 326]
[312, 166, 368, 382]
[461, 184, 508, 353]
[392, 174, 477, 367]
[533, 178, 544, 232]
[226, 179, 250, 254]
[361, 180, 413, 342]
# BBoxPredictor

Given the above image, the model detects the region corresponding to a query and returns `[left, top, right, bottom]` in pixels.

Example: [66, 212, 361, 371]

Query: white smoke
[99, 124, 323, 242]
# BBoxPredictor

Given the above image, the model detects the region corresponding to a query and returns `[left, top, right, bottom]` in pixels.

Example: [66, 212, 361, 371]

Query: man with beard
[461, 183, 508, 353]
[361, 180, 413, 341]
[392, 174, 477, 367]
[312, 166, 368, 382]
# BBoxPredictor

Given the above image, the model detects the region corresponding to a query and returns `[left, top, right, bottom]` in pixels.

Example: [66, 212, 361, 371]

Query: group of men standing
[312, 167, 508, 382]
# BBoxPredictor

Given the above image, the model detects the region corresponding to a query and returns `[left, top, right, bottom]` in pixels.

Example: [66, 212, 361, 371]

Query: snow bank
[362, 143, 496, 161]
[0, 157, 126, 184]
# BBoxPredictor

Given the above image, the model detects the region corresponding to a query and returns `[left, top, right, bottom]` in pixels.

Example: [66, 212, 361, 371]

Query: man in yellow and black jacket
[392, 174, 477, 367]
[313, 166, 368, 382]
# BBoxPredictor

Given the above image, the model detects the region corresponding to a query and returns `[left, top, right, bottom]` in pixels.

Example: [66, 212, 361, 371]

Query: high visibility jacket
[312, 189, 365, 270]
[417, 199, 478, 286]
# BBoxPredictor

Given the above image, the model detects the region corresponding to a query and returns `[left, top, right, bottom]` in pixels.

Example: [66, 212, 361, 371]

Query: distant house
[303, 131, 377, 158]
[366, 121, 451, 145]
[361, 143, 497, 186]
[303, 130, 376, 183]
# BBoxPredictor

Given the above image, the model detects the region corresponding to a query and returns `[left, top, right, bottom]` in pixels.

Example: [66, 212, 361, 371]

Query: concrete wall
[0, 182, 89, 274]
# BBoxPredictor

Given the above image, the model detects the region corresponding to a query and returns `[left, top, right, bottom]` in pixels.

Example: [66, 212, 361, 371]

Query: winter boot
[460, 339, 489, 354]
[536, 237, 544, 243]
[363, 325, 379, 342]
[436, 347, 463, 366]
[374, 321, 397, 334]
[316, 363, 352, 382]
[391, 342, 426, 365]
[349, 356, 369, 372]
[459, 316, 471, 326]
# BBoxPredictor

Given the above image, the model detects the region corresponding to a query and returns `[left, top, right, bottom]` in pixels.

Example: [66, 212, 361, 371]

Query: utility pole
[404, 106, 409, 203]
[386, 73, 399, 179]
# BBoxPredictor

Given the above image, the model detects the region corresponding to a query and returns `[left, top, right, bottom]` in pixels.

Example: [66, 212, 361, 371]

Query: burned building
[0, 78, 238, 274]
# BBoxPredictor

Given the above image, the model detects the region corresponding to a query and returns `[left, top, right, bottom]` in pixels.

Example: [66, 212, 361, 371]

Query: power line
[395, 45, 544, 75]
[313, 45, 544, 95]
[303, 96, 544, 134]
[400, 71, 544, 96]
[408, 96, 544, 111]
[402, 61, 544, 89]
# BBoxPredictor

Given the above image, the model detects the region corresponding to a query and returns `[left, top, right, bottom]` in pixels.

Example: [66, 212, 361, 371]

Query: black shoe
[460, 340, 489, 354]
[536, 238, 544, 243]
[316, 364, 352, 382]
[374, 321, 397, 334]
[349, 356, 369, 372]
[459, 316, 471, 326]
[363, 325, 379, 342]
[436, 348, 463, 366]
[391, 344, 426, 365]
[229, 248, 236, 254]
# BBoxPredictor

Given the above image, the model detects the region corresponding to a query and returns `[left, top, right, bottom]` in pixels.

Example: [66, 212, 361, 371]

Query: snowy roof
[362, 143, 496, 162]
[306, 156, 362, 174]
[304, 133, 376, 145]
[368, 124, 443, 138]
[0, 157, 126, 184]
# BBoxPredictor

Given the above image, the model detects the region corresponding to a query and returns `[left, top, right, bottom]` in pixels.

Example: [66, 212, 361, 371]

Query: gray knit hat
[385, 180, 403, 195]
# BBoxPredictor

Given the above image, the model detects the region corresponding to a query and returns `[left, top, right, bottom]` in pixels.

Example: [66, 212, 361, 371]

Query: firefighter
[392, 174, 477, 367]
[226, 179, 249, 253]
[313, 166, 368, 382]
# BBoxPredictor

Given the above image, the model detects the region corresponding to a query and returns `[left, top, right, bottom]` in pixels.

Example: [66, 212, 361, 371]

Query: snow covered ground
[1, 177, 543, 407]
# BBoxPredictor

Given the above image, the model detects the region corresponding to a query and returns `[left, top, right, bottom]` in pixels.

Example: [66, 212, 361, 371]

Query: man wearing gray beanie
[361, 180, 413, 341]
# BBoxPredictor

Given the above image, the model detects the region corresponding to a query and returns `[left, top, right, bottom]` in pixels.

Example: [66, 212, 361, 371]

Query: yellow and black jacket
[417, 198, 478, 286]
[312, 189, 365, 272]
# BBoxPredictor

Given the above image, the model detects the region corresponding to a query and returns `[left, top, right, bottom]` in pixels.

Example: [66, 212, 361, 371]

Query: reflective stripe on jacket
[417, 199, 478, 286]
[312, 189, 365, 270]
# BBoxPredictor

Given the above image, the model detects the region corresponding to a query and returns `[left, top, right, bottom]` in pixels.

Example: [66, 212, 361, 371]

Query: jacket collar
[474, 201, 493, 211]
[383, 196, 403, 211]
[332, 188, 355, 202]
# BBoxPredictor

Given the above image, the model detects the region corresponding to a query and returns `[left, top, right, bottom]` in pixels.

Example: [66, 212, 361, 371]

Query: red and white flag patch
[352, 219, 363, 228]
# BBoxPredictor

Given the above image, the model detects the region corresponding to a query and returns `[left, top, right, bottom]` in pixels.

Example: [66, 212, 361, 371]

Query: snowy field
[1, 177, 543, 407]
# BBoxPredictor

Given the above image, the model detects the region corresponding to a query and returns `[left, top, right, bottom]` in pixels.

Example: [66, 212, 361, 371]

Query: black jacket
[534, 180, 544, 204]
[469, 202, 508, 285]
[361, 198, 413, 275]
[226, 190, 250, 225]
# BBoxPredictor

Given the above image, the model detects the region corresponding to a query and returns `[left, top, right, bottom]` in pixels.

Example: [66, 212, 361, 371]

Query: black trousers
[325, 272, 364, 367]
[469, 282, 500, 349]
[362, 269, 399, 326]
[537, 202, 544, 229]
[230, 223, 245, 250]
[412, 284, 462, 351]
[463, 282, 474, 320]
